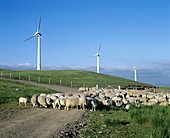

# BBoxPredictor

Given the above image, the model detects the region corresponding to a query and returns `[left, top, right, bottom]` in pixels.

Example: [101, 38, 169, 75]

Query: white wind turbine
[133, 65, 138, 81]
[95, 43, 102, 73]
[25, 17, 43, 71]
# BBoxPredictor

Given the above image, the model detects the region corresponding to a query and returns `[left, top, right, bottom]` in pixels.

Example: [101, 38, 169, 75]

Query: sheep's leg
[58, 104, 61, 110]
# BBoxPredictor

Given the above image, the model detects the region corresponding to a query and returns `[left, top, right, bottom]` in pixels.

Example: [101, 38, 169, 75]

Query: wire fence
[0, 72, 91, 88]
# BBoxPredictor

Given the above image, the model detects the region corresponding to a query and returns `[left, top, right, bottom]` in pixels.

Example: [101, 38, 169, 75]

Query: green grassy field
[0, 70, 170, 137]
[0, 70, 150, 88]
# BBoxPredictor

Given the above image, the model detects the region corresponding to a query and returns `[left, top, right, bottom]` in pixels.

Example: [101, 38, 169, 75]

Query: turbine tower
[95, 43, 102, 73]
[25, 17, 43, 71]
[133, 65, 137, 81]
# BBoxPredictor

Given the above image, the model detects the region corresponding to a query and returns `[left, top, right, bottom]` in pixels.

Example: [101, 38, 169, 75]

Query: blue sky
[0, 0, 170, 86]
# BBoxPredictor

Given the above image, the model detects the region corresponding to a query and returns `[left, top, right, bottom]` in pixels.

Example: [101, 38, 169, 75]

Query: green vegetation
[0, 80, 56, 109]
[83, 106, 170, 138]
[0, 70, 170, 137]
[0, 70, 148, 88]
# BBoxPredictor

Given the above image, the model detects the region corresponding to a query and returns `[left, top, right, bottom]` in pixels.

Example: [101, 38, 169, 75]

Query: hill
[0, 70, 153, 89]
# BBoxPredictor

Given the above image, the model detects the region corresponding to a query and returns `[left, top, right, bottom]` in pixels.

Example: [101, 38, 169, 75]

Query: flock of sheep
[19, 86, 170, 111]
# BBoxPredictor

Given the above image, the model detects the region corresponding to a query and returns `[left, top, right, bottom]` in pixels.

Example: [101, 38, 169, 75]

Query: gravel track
[0, 78, 78, 93]
[0, 78, 87, 138]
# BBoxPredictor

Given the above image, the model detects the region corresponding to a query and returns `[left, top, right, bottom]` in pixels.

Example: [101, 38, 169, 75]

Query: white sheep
[78, 95, 87, 110]
[159, 102, 169, 106]
[31, 94, 39, 107]
[46, 97, 53, 107]
[52, 97, 61, 109]
[59, 97, 66, 109]
[38, 96, 47, 108]
[40, 93, 47, 97]
[65, 97, 79, 111]
[19, 97, 28, 106]
[125, 104, 131, 110]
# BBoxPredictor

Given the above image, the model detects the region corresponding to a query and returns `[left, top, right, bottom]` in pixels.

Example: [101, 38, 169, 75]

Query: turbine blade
[24, 34, 36, 42]
[98, 43, 102, 53]
[40, 36, 44, 40]
[37, 16, 42, 32]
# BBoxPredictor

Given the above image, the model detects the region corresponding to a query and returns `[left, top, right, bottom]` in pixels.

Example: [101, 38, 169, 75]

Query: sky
[0, 0, 170, 86]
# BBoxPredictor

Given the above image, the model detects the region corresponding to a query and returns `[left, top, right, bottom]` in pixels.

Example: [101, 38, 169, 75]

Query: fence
[0, 72, 87, 88]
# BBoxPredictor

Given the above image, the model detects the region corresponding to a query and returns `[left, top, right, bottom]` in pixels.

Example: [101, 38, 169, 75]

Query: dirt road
[0, 78, 87, 138]
[0, 109, 86, 138]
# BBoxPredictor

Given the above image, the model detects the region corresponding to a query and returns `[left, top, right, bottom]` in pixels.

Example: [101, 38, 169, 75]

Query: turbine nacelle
[95, 53, 100, 57]
[35, 32, 41, 36]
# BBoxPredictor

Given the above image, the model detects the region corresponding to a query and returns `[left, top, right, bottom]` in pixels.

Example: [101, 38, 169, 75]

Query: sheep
[31, 94, 39, 107]
[103, 99, 113, 106]
[125, 104, 131, 110]
[39, 93, 47, 97]
[78, 87, 87, 92]
[168, 98, 170, 105]
[38, 96, 47, 108]
[122, 98, 128, 105]
[65, 97, 79, 111]
[91, 99, 97, 111]
[54, 93, 65, 98]
[52, 97, 61, 109]
[138, 97, 147, 103]
[148, 99, 158, 104]
[19, 97, 28, 106]
[146, 93, 155, 99]
[112, 97, 123, 107]
[85, 97, 98, 111]
[78, 95, 87, 110]
[159, 102, 169, 106]
[46, 97, 53, 108]
[155, 96, 167, 103]
[142, 101, 155, 106]
[58, 97, 66, 109]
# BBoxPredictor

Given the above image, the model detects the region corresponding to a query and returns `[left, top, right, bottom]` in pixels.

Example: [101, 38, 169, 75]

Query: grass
[0, 70, 150, 88]
[83, 106, 170, 138]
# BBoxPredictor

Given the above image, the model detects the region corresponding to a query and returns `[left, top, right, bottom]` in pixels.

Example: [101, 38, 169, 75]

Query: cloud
[18, 63, 32, 66]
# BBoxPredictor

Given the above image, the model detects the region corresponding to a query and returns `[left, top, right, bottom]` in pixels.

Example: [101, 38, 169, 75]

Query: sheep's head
[115, 100, 122, 107]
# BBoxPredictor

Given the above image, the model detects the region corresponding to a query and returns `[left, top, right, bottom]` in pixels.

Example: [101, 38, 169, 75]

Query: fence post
[1, 72, 2, 77]
[10, 73, 11, 79]
[28, 76, 30, 81]
[71, 81, 72, 87]
[38, 77, 40, 83]
[49, 78, 51, 84]
[19, 74, 21, 80]
[60, 80, 62, 86]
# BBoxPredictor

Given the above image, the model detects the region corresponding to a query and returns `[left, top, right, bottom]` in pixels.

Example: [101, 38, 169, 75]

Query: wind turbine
[95, 43, 102, 73]
[25, 17, 43, 71]
[133, 65, 137, 81]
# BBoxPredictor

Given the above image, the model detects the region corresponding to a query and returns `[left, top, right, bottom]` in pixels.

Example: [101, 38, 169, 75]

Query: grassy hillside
[0, 70, 150, 88]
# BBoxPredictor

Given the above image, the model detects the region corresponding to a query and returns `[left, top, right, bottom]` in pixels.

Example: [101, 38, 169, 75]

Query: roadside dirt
[0, 78, 88, 138]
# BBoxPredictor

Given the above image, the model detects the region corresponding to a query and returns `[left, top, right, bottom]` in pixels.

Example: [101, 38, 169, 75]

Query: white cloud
[18, 63, 32, 66]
